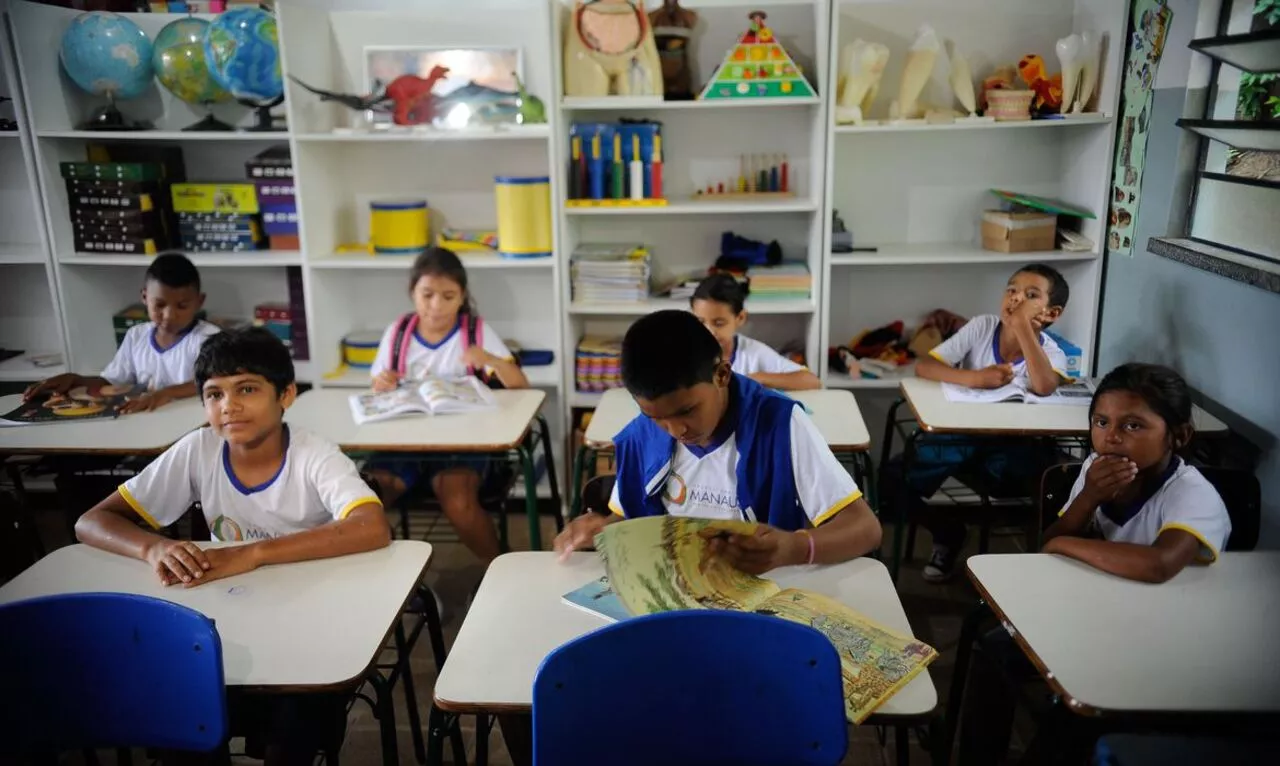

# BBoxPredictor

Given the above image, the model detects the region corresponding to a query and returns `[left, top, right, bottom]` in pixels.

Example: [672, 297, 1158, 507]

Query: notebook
[561, 576, 631, 622]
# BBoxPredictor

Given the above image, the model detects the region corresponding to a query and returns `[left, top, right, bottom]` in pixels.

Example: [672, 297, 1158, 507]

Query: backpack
[388, 312, 509, 389]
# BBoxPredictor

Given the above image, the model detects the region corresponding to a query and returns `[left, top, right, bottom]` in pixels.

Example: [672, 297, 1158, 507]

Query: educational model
[170, 180, 263, 252]
[566, 122, 665, 207]
[61, 145, 186, 255]
[246, 146, 297, 251]
[698, 12, 815, 101]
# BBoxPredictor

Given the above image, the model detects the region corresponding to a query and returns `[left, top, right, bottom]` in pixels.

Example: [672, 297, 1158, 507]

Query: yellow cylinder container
[370, 199, 429, 254]
[341, 330, 382, 369]
[494, 176, 552, 258]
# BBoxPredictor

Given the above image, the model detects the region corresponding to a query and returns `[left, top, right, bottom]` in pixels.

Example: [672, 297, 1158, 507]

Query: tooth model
[835, 39, 890, 125]
[945, 39, 986, 120]
[890, 24, 940, 122]
[1056, 33, 1083, 115]
[1073, 30, 1102, 113]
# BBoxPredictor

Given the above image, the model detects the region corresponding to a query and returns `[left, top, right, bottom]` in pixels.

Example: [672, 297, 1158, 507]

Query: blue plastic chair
[0, 592, 227, 758]
[532, 610, 848, 766]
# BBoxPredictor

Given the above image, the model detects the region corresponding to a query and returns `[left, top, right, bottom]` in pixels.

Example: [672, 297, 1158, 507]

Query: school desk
[285, 388, 557, 550]
[0, 394, 206, 455]
[431, 553, 938, 766]
[0, 540, 434, 766]
[943, 552, 1280, 758]
[571, 388, 875, 518]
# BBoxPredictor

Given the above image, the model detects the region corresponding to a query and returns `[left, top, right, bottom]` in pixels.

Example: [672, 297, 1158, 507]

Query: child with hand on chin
[554, 310, 881, 574]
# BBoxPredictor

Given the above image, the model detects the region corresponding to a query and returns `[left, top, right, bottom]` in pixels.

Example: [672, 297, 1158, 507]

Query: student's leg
[893, 435, 978, 580]
[497, 714, 533, 766]
[432, 464, 502, 562]
[957, 629, 1028, 765]
[261, 692, 348, 766]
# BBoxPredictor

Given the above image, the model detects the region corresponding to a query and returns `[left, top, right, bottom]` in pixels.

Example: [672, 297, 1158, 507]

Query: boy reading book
[554, 310, 881, 572]
[75, 327, 389, 764]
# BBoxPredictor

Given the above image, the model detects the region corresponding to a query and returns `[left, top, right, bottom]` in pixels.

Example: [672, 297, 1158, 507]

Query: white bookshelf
[0, 4, 66, 382]
[820, 0, 1125, 414]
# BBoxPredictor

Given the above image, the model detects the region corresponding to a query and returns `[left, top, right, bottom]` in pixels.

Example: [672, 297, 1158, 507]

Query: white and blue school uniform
[929, 314, 1068, 380]
[1062, 453, 1231, 562]
[120, 425, 381, 541]
[729, 335, 805, 377]
[608, 374, 861, 529]
[101, 320, 220, 390]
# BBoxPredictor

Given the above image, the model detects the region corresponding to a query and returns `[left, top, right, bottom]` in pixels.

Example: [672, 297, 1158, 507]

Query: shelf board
[322, 364, 560, 389]
[295, 125, 550, 142]
[0, 352, 65, 382]
[1176, 119, 1280, 152]
[36, 130, 289, 141]
[833, 112, 1110, 134]
[0, 244, 46, 265]
[570, 297, 813, 315]
[59, 252, 303, 267]
[569, 390, 605, 408]
[830, 243, 1100, 266]
[565, 198, 818, 215]
[562, 96, 820, 111]
[1197, 170, 1280, 192]
[824, 369, 914, 391]
[1187, 29, 1280, 74]
[310, 252, 553, 270]
[0, 132, 20, 139]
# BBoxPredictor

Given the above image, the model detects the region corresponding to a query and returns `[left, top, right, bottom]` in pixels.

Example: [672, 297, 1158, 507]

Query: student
[75, 327, 389, 766]
[366, 247, 527, 562]
[1041, 362, 1230, 581]
[689, 273, 821, 391]
[887, 263, 1071, 582]
[554, 310, 881, 572]
[23, 252, 219, 413]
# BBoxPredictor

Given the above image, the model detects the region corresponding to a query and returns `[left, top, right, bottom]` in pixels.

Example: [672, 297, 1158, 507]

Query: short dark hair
[691, 273, 749, 314]
[145, 252, 201, 292]
[1015, 263, 1069, 308]
[409, 246, 475, 315]
[1090, 363, 1194, 435]
[194, 327, 295, 396]
[621, 310, 723, 400]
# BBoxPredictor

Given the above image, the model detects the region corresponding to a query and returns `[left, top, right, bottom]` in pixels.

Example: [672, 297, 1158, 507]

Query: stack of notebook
[571, 244, 651, 304]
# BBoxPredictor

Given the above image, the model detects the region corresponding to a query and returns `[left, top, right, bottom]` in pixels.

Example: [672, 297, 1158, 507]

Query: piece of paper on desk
[942, 379, 1094, 405]
[348, 376, 496, 425]
[561, 576, 631, 622]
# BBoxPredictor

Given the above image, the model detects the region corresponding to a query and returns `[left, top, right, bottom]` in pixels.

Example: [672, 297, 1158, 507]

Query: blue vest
[612, 373, 807, 530]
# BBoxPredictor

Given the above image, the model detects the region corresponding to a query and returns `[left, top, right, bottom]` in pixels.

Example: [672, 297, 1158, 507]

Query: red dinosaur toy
[1017, 54, 1063, 113]
[289, 65, 452, 126]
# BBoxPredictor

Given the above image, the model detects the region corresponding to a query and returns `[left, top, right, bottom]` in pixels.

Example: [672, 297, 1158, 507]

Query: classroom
[1, 0, 1277, 764]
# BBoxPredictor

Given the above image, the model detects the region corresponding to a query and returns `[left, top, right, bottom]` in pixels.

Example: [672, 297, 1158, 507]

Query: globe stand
[183, 105, 236, 132]
[239, 95, 286, 132]
[79, 98, 149, 131]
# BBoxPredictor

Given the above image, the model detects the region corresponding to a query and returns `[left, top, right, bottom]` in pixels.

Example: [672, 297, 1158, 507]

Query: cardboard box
[980, 210, 1056, 253]
[1045, 330, 1082, 378]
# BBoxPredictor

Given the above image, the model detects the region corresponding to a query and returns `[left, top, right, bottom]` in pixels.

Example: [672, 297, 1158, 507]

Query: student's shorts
[366, 454, 493, 493]
[229, 689, 348, 755]
[898, 434, 1058, 499]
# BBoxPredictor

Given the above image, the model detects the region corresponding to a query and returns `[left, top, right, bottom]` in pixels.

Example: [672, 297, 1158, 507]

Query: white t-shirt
[102, 320, 220, 390]
[929, 314, 1067, 379]
[609, 408, 862, 526]
[730, 335, 805, 377]
[1062, 453, 1232, 562]
[120, 425, 382, 542]
[369, 318, 514, 380]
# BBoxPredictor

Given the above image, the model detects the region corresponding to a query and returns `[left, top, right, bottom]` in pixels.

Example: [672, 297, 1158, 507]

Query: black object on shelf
[1175, 119, 1280, 152]
[1187, 29, 1280, 74]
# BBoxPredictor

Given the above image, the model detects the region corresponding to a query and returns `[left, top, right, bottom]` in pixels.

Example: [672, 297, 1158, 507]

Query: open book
[348, 376, 496, 425]
[1, 383, 147, 426]
[942, 378, 1095, 405]
[579, 516, 938, 724]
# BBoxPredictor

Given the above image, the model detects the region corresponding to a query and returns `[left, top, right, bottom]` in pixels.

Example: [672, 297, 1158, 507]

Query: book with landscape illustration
[0, 383, 147, 425]
[348, 376, 496, 425]
[568, 516, 938, 724]
[942, 378, 1095, 405]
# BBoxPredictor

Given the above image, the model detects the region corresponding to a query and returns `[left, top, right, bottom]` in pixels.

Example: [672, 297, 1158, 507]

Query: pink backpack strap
[460, 313, 485, 378]
[392, 313, 417, 376]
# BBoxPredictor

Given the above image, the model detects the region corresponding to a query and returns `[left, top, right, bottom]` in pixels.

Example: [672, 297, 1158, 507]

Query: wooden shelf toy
[693, 154, 792, 200]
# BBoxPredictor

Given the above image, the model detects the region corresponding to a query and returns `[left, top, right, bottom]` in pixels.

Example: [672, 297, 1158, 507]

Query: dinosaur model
[289, 65, 451, 126]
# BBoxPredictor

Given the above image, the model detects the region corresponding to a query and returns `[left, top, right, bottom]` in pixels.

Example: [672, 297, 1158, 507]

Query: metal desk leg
[365, 668, 398, 766]
[519, 441, 541, 550]
[891, 429, 922, 582]
[894, 724, 910, 766]
[394, 621, 427, 764]
[426, 705, 446, 765]
[534, 415, 564, 532]
[475, 713, 492, 766]
[569, 445, 587, 520]
[942, 599, 992, 764]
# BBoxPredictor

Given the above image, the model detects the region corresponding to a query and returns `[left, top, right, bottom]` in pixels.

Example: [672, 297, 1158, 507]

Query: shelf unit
[0, 5, 66, 382]
[821, 0, 1125, 416]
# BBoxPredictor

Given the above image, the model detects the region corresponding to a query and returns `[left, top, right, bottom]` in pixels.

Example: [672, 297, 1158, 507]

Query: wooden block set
[693, 153, 792, 200]
[61, 151, 186, 255]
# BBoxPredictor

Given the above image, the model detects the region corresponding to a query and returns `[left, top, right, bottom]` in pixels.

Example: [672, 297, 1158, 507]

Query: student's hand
[185, 544, 261, 588]
[1080, 454, 1139, 505]
[116, 390, 168, 415]
[971, 364, 1015, 389]
[462, 346, 491, 370]
[1010, 300, 1050, 331]
[144, 539, 212, 586]
[702, 525, 805, 575]
[1041, 536, 1071, 555]
[372, 370, 401, 392]
[23, 373, 80, 401]
[554, 513, 610, 561]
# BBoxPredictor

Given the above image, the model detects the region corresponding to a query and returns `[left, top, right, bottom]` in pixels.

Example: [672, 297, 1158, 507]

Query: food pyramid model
[699, 11, 815, 100]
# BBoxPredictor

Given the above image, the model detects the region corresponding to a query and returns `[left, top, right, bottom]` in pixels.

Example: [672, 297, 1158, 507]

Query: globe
[59, 12, 154, 101]
[204, 8, 283, 105]
[153, 18, 229, 106]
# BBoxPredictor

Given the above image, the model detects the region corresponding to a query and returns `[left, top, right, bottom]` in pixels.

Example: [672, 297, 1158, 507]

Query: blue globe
[204, 8, 282, 105]
[59, 12, 154, 101]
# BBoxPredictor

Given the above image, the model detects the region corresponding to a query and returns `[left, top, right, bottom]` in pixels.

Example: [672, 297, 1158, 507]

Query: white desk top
[0, 395, 206, 455]
[583, 388, 872, 451]
[900, 378, 1228, 436]
[286, 388, 546, 452]
[967, 552, 1280, 716]
[0, 541, 431, 690]
[434, 553, 936, 718]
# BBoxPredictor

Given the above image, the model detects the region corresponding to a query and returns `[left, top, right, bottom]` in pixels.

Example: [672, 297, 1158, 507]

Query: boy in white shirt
[75, 326, 390, 764]
[554, 310, 881, 573]
[24, 252, 219, 413]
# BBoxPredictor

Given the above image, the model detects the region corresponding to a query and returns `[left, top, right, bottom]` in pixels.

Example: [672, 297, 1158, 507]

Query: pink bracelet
[798, 529, 816, 565]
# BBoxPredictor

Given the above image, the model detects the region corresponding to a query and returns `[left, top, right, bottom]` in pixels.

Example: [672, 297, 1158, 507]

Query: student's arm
[1042, 532, 1201, 583]
[1043, 456, 1137, 542]
[370, 323, 401, 392]
[117, 381, 199, 414]
[553, 509, 622, 560]
[1008, 302, 1061, 395]
[469, 330, 529, 388]
[915, 317, 1013, 389]
[76, 491, 213, 585]
[750, 370, 822, 390]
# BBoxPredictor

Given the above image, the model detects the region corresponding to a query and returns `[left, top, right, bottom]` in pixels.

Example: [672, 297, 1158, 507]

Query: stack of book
[246, 146, 297, 251]
[571, 244, 651, 304]
[747, 262, 810, 302]
[171, 182, 264, 252]
[63, 152, 184, 255]
[253, 303, 293, 354]
[286, 267, 309, 360]
[575, 335, 622, 393]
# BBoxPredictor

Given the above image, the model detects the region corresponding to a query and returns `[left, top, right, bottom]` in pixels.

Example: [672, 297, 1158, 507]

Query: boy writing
[886, 263, 1071, 582]
[24, 252, 219, 413]
[555, 310, 881, 572]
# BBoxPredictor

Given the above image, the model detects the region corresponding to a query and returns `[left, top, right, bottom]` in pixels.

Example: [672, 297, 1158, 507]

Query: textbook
[942, 378, 1095, 405]
[0, 383, 147, 425]
[588, 516, 938, 724]
[348, 376, 496, 425]
[560, 576, 631, 622]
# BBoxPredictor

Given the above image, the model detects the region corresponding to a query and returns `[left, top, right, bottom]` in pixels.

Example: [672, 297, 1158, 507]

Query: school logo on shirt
[663, 471, 688, 505]
[210, 515, 244, 541]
